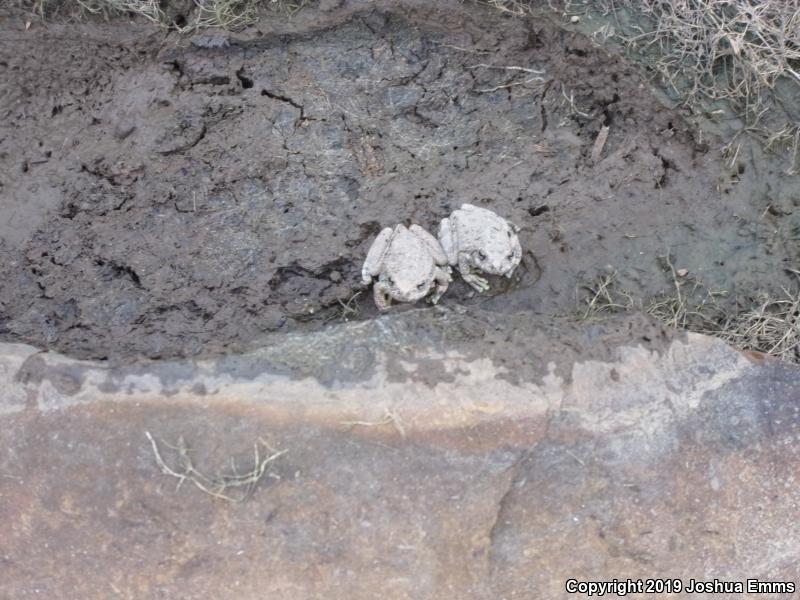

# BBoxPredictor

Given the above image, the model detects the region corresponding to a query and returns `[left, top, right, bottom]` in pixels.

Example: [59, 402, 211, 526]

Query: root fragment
[146, 432, 287, 502]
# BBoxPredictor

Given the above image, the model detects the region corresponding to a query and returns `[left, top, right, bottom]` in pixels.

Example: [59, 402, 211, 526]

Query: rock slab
[1, 313, 799, 598]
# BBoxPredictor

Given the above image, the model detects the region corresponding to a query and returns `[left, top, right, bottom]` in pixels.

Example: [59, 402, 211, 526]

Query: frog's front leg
[373, 280, 393, 312]
[428, 266, 452, 305]
[458, 253, 490, 293]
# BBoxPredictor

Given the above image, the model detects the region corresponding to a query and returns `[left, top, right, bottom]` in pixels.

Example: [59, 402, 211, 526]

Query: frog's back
[389, 226, 435, 265]
[456, 205, 504, 247]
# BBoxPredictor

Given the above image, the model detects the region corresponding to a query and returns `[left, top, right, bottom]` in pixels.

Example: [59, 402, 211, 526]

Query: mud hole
[1, 0, 798, 361]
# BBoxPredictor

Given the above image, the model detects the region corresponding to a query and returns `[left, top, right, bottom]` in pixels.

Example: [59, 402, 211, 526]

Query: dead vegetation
[645, 252, 727, 331]
[340, 407, 407, 438]
[146, 431, 287, 502]
[18, 0, 310, 31]
[579, 264, 800, 363]
[579, 270, 634, 321]
[715, 288, 800, 362]
[594, 1, 800, 104]
[324, 290, 363, 324]
[486, 0, 800, 170]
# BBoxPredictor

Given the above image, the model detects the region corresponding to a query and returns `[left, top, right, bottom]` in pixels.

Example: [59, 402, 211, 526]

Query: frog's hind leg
[428, 266, 452, 305]
[373, 281, 393, 312]
[437, 218, 458, 266]
[362, 227, 394, 285]
[458, 253, 490, 293]
[409, 224, 448, 265]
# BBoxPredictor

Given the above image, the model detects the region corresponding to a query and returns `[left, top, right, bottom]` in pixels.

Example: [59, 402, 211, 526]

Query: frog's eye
[417, 282, 426, 290]
[477, 251, 487, 261]
[507, 230, 513, 238]
[387, 276, 394, 285]
[507, 252, 515, 260]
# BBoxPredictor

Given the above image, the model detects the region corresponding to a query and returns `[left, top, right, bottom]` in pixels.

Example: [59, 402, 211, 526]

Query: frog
[438, 203, 522, 292]
[362, 224, 452, 311]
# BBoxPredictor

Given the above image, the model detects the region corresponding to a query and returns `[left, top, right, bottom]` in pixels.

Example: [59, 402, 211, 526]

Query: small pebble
[329, 270, 342, 283]
[676, 268, 689, 277]
[570, 15, 580, 23]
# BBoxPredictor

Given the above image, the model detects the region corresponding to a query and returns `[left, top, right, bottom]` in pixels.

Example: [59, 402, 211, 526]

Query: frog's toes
[465, 274, 490, 292]
[373, 285, 393, 311]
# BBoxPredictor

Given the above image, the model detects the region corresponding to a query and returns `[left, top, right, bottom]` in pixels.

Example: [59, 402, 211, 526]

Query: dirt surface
[1, 0, 798, 361]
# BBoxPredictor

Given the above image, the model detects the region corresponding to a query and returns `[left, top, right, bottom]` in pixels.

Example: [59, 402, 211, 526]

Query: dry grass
[612, 0, 800, 170]
[340, 407, 407, 438]
[716, 287, 800, 362]
[68, 0, 164, 25]
[146, 431, 287, 502]
[613, 1, 800, 107]
[486, 0, 800, 169]
[579, 263, 800, 364]
[190, 0, 259, 31]
[579, 270, 635, 321]
[21, 0, 310, 31]
[644, 252, 727, 331]
[324, 290, 363, 324]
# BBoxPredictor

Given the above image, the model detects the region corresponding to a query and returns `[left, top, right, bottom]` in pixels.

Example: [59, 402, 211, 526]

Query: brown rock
[1, 316, 798, 598]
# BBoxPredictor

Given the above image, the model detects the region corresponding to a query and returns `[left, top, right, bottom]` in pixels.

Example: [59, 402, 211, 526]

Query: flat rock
[1, 312, 798, 598]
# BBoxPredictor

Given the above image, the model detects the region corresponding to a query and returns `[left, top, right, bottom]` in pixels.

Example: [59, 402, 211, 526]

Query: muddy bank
[1, 0, 797, 361]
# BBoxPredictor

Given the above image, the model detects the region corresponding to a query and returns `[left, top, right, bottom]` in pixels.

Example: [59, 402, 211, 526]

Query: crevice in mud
[196, 75, 231, 86]
[407, 106, 439, 129]
[268, 261, 349, 289]
[59, 203, 80, 220]
[540, 102, 548, 132]
[528, 205, 550, 217]
[654, 149, 680, 188]
[165, 59, 184, 78]
[172, 13, 187, 29]
[261, 89, 305, 122]
[95, 259, 144, 289]
[235, 68, 254, 89]
[154, 300, 214, 321]
[157, 123, 207, 155]
[81, 163, 120, 187]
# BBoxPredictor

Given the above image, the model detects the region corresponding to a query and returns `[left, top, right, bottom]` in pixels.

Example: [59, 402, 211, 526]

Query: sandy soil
[1, 0, 797, 361]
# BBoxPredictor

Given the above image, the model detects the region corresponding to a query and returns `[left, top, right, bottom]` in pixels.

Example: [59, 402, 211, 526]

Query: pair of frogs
[361, 204, 522, 311]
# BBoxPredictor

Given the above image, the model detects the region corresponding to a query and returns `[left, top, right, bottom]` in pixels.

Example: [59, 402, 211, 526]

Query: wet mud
[1, 0, 797, 361]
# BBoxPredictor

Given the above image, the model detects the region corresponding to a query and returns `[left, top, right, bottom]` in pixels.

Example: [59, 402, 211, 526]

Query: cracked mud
[1, 0, 797, 361]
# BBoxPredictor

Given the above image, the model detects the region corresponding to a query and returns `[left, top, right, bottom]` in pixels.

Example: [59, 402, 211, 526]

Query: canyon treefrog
[438, 203, 522, 292]
[362, 224, 452, 311]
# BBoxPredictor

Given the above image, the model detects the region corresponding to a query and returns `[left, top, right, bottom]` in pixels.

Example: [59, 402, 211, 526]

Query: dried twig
[468, 63, 547, 94]
[591, 125, 610, 164]
[146, 431, 287, 502]
[580, 271, 635, 320]
[341, 408, 407, 438]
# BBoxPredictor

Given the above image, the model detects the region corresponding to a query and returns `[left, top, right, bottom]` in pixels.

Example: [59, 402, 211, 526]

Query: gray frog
[438, 203, 522, 292]
[362, 224, 452, 311]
